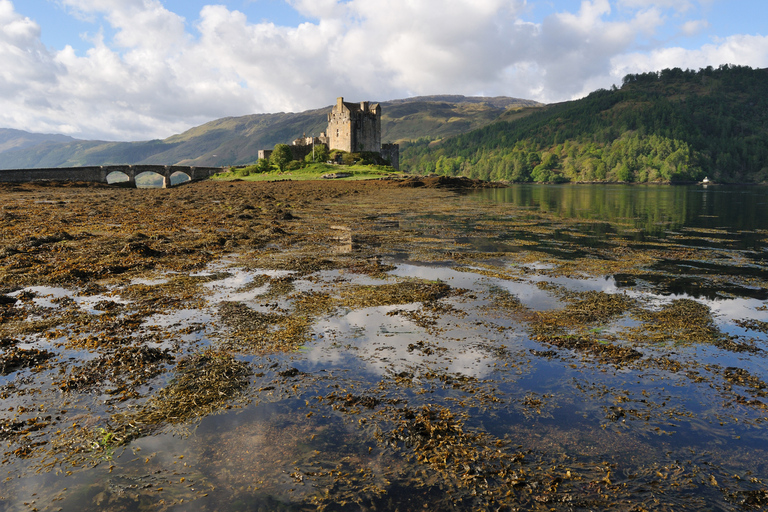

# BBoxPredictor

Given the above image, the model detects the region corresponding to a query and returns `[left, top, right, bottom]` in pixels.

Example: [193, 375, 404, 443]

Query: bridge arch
[106, 170, 132, 186]
[170, 170, 192, 186]
[135, 170, 166, 188]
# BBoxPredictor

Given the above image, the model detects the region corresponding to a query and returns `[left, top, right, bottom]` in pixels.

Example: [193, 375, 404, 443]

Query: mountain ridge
[0, 95, 541, 170]
[0, 128, 78, 154]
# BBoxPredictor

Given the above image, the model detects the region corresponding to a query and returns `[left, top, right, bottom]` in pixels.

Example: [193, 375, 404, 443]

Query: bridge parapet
[0, 165, 224, 188]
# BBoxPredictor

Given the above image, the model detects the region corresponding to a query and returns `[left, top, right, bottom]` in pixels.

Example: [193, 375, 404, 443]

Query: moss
[625, 298, 724, 345]
[107, 349, 252, 446]
[218, 301, 312, 353]
[531, 291, 635, 338]
[340, 280, 452, 308]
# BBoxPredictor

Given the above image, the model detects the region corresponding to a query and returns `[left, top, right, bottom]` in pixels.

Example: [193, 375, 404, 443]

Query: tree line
[401, 65, 768, 183]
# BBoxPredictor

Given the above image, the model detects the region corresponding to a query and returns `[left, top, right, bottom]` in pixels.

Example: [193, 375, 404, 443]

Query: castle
[327, 97, 381, 153]
[259, 97, 399, 170]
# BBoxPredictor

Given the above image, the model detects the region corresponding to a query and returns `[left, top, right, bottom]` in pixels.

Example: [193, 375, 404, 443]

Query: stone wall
[289, 144, 327, 161]
[380, 143, 400, 170]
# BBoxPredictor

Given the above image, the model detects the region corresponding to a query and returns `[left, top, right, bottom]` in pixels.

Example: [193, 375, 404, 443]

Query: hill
[0, 96, 540, 169]
[0, 129, 77, 154]
[380, 95, 539, 144]
[401, 65, 768, 184]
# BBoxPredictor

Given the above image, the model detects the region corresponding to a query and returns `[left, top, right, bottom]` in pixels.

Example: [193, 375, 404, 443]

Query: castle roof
[335, 97, 380, 115]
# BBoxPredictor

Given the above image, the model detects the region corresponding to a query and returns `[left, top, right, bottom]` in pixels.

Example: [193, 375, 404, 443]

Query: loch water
[2, 184, 767, 511]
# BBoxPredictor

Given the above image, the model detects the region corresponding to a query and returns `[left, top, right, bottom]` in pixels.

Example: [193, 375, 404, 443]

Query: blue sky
[19, 1, 765, 55]
[16, 0, 312, 52]
[1, 0, 767, 141]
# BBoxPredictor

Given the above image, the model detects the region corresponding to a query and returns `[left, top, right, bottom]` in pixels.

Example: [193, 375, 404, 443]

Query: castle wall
[354, 101, 381, 153]
[380, 144, 400, 170]
[289, 144, 328, 161]
[327, 97, 351, 152]
[327, 97, 381, 153]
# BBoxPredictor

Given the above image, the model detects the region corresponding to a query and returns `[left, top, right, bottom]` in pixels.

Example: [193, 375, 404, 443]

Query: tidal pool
[1, 183, 767, 511]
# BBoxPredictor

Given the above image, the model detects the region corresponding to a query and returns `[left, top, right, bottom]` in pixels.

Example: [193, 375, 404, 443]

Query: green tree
[271, 144, 293, 172]
[615, 162, 631, 182]
[305, 144, 329, 164]
[531, 164, 552, 182]
[255, 157, 272, 173]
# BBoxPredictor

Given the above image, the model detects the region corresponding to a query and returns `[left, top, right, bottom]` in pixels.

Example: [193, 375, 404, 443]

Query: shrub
[304, 144, 330, 163]
[270, 144, 294, 172]
[255, 158, 272, 173]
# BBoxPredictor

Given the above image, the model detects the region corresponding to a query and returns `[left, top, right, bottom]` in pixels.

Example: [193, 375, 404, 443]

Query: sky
[1, 0, 767, 141]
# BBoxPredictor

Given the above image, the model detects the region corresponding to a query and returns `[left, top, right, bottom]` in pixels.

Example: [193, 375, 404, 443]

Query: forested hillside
[402, 65, 768, 183]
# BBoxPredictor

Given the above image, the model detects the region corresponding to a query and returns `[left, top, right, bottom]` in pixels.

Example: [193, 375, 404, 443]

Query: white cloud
[617, 0, 696, 12]
[0, 1, 61, 125]
[611, 33, 768, 78]
[680, 18, 709, 36]
[508, 0, 664, 101]
[0, 0, 766, 141]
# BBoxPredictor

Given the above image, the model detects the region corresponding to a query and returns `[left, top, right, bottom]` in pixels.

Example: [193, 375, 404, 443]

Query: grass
[212, 163, 404, 182]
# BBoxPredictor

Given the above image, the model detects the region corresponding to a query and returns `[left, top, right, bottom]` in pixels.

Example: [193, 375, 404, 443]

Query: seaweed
[0, 347, 54, 375]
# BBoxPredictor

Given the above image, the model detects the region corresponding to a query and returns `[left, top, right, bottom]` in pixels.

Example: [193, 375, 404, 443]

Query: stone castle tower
[327, 97, 381, 153]
[262, 96, 399, 170]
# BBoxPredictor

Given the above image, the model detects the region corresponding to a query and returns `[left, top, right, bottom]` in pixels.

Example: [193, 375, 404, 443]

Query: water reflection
[3, 184, 768, 511]
[478, 184, 768, 246]
[310, 304, 509, 379]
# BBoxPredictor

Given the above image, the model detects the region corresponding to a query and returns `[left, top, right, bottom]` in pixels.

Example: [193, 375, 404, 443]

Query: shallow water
[1, 184, 767, 511]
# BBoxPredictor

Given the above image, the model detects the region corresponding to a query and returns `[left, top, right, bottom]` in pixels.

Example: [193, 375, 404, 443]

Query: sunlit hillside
[0, 96, 540, 169]
[402, 65, 768, 184]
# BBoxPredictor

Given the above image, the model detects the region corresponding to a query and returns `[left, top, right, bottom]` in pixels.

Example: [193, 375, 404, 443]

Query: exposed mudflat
[0, 177, 490, 289]
[0, 179, 766, 511]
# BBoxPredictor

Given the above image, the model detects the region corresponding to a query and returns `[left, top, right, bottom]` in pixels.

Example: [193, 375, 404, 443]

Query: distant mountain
[0, 129, 77, 153]
[380, 96, 539, 145]
[402, 65, 768, 184]
[0, 96, 541, 169]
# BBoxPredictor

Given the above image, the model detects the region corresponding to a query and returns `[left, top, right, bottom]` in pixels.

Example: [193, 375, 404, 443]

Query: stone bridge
[0, 165, 224, 188]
